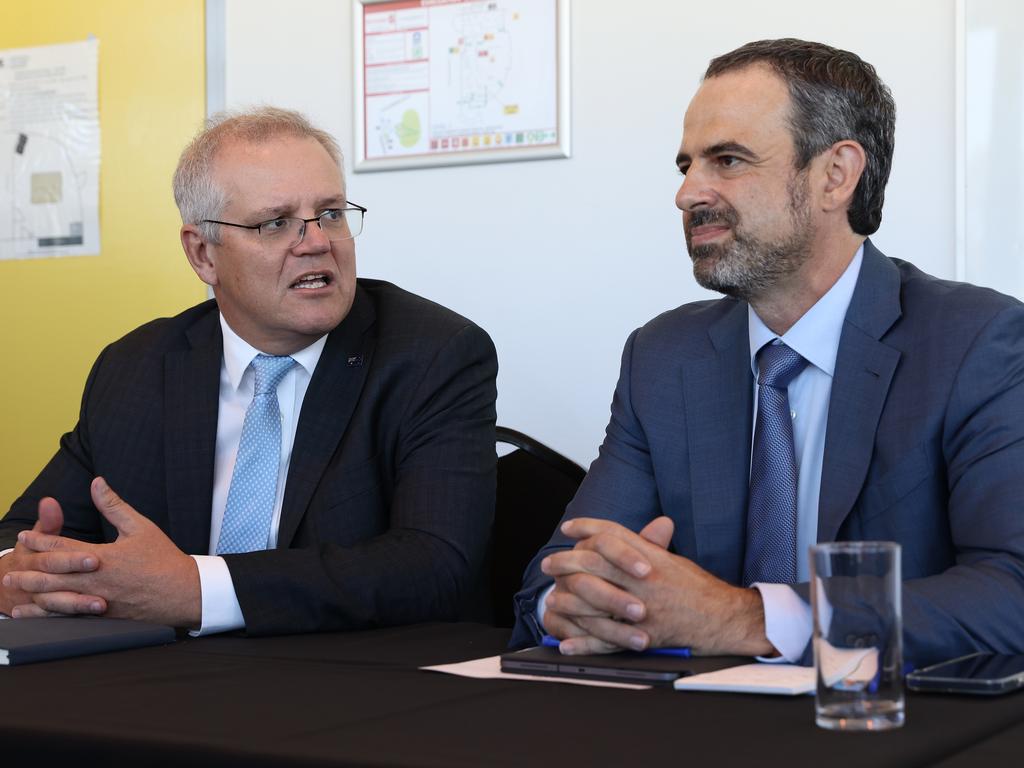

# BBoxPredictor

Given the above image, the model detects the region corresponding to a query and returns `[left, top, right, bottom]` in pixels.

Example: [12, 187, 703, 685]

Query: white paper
[816, 640, 879, 690]
[421, 655, 651, 690]
[0, 39, 100, 260]
[673, 663, 816, 696]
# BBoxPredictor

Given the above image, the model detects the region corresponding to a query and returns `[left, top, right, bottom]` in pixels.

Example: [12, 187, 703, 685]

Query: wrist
[182, 555, 202, 627]
[723, 586, 775, 656]
[166, 554, 202, 627]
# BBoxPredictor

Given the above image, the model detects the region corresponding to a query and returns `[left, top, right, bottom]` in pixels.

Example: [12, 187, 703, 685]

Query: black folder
[500, 645, 693, 686]
[0, 617, 175, 665]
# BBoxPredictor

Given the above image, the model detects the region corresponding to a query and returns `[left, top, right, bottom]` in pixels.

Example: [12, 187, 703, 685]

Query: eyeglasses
[203, 202, 367, 249]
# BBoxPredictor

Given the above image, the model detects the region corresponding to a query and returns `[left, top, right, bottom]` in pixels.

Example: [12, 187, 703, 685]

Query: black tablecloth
[1, 622, 1022, 767]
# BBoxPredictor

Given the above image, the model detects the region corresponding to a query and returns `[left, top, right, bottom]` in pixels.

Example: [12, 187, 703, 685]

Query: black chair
[485, 426, 586, 628]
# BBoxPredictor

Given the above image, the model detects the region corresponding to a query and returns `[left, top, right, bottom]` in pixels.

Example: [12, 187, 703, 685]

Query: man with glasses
[0, 107, 498, 636]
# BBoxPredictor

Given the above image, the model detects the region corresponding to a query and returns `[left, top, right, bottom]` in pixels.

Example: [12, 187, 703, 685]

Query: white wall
[961, 0, 1024, 297]
[221, 0, 957, 465]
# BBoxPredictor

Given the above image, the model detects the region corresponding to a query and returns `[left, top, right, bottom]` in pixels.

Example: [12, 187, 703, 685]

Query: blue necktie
[217, 354, 297, 555]
[743, 342, 808, 586]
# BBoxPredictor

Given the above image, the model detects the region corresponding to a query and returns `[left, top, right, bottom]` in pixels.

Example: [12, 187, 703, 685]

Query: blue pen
[541, 634, 691, 658]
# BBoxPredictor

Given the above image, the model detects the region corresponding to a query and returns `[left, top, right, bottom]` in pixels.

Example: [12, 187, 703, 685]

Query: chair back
[487, 427, 585, 627]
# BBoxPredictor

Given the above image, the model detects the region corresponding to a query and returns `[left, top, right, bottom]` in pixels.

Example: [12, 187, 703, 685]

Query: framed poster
[353, 0, 570, 172]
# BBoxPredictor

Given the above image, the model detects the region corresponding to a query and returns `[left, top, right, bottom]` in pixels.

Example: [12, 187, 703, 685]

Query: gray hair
[172, 106, 344, 242]
[705, 39, 895, 236]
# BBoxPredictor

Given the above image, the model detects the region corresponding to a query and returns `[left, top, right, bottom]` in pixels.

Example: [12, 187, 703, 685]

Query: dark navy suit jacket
[2, 279, 498, 635]
[513, 242, 1024, 666]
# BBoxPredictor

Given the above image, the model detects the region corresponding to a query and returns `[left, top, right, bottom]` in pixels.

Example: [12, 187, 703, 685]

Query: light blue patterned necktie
[742, 341, 808, 586]
[217, 354, 297, 555]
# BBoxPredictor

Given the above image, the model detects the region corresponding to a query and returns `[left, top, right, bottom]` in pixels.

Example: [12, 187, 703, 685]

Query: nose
[292, 217, 331, 255]
[675, 163, 718, 213]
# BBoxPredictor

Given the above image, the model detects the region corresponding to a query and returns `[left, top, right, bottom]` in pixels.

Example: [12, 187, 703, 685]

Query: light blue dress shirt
[751, 244, 864, 660]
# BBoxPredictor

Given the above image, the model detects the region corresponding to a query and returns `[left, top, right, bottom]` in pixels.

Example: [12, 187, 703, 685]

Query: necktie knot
[251, 354, 296, 395]
[757, 342, 807, 390]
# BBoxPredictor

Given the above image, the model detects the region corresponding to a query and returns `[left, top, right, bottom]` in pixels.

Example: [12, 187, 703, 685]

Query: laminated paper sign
[0, 39, 100, 260]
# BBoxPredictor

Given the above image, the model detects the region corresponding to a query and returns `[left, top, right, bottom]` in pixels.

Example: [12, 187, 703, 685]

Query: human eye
[259, 217, 293, 236]
[717, 155, 743, 169]
[319, 208, 343, 223]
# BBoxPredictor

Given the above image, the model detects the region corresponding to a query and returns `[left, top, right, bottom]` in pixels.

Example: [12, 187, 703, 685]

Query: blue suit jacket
[513, 242, 1024, 666]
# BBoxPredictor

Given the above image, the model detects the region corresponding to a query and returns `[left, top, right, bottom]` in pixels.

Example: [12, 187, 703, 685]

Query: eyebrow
[249, 196, 347, 220]
[676, 141, 760, 170]
[315, 195, 347, 209]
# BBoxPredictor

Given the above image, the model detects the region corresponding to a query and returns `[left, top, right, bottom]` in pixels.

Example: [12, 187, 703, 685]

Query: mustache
[685, 206, 739, 234]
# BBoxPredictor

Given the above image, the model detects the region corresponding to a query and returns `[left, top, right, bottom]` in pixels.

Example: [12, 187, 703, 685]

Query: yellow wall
[0, 1, 207, 510]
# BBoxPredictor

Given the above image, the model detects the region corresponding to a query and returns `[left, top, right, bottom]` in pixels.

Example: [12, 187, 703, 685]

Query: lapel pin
[347, 355, 363, 367]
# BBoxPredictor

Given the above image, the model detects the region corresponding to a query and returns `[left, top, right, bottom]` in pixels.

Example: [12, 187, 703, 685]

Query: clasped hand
[541, 517, 772, 657]
[0, 477, 201, 626]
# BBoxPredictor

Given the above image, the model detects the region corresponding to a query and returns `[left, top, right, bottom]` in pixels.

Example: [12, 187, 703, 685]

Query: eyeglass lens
[261, 209, 364, 248]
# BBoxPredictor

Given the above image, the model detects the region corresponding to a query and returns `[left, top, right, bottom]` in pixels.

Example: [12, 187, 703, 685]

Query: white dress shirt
[191, 315, 327, 635]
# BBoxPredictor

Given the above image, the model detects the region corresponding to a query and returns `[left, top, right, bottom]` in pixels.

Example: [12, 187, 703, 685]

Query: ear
[181, 224, 218, 287]
[820, 140, 867, 214]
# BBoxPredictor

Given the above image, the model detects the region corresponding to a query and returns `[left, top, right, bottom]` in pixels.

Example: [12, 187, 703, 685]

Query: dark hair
[706, 39, 895, 235]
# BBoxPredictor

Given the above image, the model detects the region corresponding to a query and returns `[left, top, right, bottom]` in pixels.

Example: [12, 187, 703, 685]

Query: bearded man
[512, 38, 1024, 667]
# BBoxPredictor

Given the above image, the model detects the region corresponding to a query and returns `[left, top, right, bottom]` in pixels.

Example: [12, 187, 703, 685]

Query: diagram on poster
[355, 0, 568, 170]
[0, 39, 100, 260]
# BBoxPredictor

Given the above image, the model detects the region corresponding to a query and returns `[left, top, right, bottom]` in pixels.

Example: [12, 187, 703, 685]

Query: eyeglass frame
[201, 202, 368, 246]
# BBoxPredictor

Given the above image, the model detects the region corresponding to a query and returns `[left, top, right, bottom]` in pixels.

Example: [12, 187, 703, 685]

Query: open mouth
[290, 273, 332, 290]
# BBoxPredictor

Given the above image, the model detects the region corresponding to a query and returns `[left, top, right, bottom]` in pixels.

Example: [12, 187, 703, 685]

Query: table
[1, 622, 1022, 767]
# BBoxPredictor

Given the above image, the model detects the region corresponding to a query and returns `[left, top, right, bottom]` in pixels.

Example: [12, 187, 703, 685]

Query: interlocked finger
[545, 585, 613, 619]
[26, 590, 106, 616]
[573, 614, 650, 652]
[542, 548, 635, 588]
[17, 531, 71, 553]
[574, 532, 652, 580]
[9, 602, 59, 619]
[542, 610, 621, 655]
[32, 550, 99, 575]
[556, 572, 646, 622]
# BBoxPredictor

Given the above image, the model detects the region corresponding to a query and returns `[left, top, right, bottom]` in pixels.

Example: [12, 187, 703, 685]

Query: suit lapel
[277, 287, 376, 547]
[164, 304, 222, 554]
[683, 300, 753, 582]
[818, 241, 902, 542]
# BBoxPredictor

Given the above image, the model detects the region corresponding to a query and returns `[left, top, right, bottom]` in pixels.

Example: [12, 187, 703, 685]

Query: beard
[685, 172, 813, 301]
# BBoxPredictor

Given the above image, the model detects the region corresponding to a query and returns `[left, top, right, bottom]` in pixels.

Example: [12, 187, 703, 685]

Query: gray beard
[688, 175, 813, 301]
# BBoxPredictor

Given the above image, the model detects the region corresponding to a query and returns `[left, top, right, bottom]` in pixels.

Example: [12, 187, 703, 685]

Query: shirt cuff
[190, 555, 245, 636]
[752, 582, 812, 662]
[535, 582, 556, 633]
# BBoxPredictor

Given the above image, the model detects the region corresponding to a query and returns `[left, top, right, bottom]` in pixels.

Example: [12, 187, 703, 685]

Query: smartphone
[906, 652, 1024, 695]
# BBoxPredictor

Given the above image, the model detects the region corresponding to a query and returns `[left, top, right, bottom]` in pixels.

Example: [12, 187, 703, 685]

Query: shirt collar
[748, 243, 864, 378]
[219, 314, 328, 393]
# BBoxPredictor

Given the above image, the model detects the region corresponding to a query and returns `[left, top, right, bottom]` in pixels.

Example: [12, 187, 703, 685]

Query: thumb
[35, 497, 65, 536]
[638, 516, 674, 550]
[90, 477, 140, 536]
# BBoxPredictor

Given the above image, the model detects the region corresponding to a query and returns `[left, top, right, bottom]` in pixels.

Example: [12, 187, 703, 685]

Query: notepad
[0, 617, 175, 666]
[673, 663, 815, 695]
